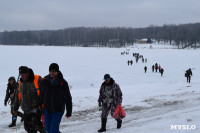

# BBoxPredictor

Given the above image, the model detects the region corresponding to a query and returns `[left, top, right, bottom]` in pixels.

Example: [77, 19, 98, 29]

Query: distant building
[138, 38, 156, 44]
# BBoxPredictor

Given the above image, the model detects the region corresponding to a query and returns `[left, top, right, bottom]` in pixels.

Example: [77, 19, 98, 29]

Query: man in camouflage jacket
[13, 66, 46, 133]
[98, 74, 123, 132]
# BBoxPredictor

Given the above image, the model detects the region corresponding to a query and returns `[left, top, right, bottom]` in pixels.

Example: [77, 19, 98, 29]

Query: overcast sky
[0, 0, 200, 31]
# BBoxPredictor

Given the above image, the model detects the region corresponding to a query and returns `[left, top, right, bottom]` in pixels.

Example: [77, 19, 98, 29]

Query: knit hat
[49, 63, 59, 72]
[104, 74, 110, 80]
[19, 66, 29, 74]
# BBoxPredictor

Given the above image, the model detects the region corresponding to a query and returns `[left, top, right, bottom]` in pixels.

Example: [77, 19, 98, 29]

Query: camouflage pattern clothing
[13, 69, 45, 133]
[4, 78, 24, 126]
[23, 110, 44, 133]
[4, 79, 16, 106]
[13, 77, 42, 112]
[98, 78, 122, 118]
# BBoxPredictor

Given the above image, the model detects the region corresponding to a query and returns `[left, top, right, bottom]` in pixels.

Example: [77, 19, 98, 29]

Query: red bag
[112, 105, 126, 119]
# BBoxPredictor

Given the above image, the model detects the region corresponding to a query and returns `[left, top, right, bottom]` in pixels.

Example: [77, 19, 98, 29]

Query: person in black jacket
[155, 63, 158, 72]
[40, 63, 72, 133]
[130, 60, 133, 65]
[185, 68, 193, 83]
[160, 68, 164, 77]
[144, 66, 147, 73]
[152, 65, 155, 72]
[4, 77, 24, 127]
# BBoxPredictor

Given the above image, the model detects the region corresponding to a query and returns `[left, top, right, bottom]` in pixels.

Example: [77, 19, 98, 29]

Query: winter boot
[98, 118, 107, 132]
[116, 119, 122, 129]
[8, 117, 16, 127]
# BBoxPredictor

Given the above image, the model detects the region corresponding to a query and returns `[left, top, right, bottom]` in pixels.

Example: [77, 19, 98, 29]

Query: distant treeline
[0, 23, 200, 48]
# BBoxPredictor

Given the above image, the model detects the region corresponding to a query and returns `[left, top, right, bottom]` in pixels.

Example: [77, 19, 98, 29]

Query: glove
[99, 106, 102, 111]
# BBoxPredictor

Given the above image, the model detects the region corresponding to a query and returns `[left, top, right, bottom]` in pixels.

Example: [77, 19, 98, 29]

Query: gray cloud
[0, 0, 200, 31]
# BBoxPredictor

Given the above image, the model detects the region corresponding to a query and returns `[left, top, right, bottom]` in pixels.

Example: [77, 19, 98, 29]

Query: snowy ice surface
[0, 44, 199, 133]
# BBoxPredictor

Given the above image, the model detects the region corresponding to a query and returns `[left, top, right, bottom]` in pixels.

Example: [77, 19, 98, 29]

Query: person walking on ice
[160, 68, 164, 77]
[130, 60, 133, 65]
[13, 66, 46, 133]
[144, 66, 147, 73]
[152, 65, 155, 72]
[4, 76, 24, 127]
[155, 63, 158, 72]
[40, 63, 72, 133]
[185, 68, 193, 83]
[98, 74, 123, 132]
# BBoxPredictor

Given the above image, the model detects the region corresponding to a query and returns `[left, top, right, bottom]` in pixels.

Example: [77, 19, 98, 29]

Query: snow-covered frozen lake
[0, 44, 200, 133]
